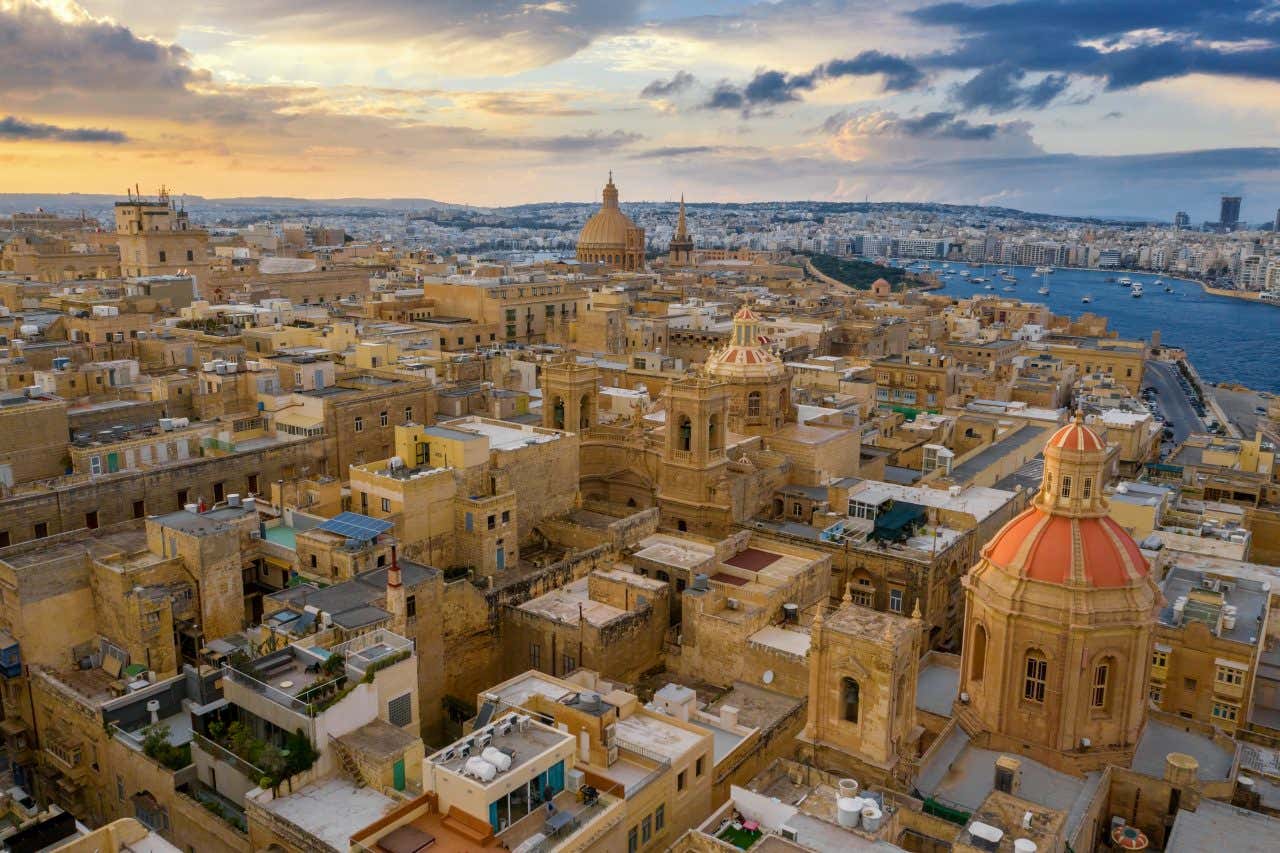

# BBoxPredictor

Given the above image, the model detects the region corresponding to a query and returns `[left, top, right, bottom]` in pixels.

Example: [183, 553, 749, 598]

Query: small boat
[1001, 273, 1017, 283]
[1131, 283, 1143, 298]
[997, 268, 1007, 274]
[1082, 294, 1093, 303]
[1118, 276, 1132, 285]
[984, 283, 995, 290]
[1164, 285, 1173, 293]
[1002, 286, 1016, 292]
[1154, 279, 1164, 285]
[1034, 265, 1053, 274]
[1037, 286, 1050, 295]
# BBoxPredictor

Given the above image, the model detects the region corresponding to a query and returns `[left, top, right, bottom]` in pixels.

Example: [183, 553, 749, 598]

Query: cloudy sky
[3, 0, 1280, 219]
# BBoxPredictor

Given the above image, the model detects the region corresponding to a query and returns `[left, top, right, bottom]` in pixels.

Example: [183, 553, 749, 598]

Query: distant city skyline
[3, 1, 1280, 219]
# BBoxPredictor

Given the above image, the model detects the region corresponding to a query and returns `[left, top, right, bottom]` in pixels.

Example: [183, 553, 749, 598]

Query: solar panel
[317, 511, 393, 542]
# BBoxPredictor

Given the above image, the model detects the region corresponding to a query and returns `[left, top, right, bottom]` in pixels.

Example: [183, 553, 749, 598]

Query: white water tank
[482, 747, 511, 772]
[836, 797, 863, 828]
[861, 803, 883, 833]
[464, 757, 496, 782]
[1014, 840, 1037, 853]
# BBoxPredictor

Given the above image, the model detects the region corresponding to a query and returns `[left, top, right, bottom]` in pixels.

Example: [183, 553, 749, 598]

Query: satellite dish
[762, 670, 774, 685]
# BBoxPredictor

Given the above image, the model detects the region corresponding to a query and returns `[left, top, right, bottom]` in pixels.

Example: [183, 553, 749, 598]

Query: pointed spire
[676, 194, 688, 239]
[911, 597, 922, 620]
[842, 582, 853, 606]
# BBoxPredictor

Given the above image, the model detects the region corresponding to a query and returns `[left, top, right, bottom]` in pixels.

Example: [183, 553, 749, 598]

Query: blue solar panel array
[317, 511, 393, 542]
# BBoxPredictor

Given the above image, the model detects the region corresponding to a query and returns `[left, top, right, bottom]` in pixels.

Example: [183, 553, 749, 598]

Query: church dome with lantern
[576, 173, 645, 271]
[704, 305, 789, 436]
[956, 414, 1161, 773]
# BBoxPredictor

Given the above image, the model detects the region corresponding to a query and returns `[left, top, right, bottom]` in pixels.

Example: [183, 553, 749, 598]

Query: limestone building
[114, 188, 210, 281]
[956, 415, 1162, 773]
[576, 173, 646, 271]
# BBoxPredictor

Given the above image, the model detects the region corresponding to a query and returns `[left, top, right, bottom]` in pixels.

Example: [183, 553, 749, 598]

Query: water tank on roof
[836, 797, 863, 828]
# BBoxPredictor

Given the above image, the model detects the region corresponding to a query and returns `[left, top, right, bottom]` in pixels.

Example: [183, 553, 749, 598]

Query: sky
[2, 0, 1280, 219]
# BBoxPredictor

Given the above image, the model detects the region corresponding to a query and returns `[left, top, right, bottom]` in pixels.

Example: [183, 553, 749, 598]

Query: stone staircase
[328, 735, 366, 788]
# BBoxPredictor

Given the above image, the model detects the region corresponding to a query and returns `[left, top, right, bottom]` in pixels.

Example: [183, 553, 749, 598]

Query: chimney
[995, 755, 1022, 795]
[386, 543, 407, 635]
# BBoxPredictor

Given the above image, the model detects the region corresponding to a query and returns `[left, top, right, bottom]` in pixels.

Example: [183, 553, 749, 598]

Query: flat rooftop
[1132, 718, 1235, 781]
[1165, 798, 1280, 852]
[429, 718, 569, 783]
[847, 480, 1015, 522]
[916, 655, 960, 717]
[916, 727, 1101, 837]
[444, 417, 559, 450]
[614, 711, 706, 762]
[257, 777, 396, 852]
[518, 578, 628, 628]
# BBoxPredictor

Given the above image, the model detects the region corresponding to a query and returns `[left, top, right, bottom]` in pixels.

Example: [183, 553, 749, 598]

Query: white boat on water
[1034, 265, 1053, 274]
[1118, 276, 1132, 285]
[1154, 279, 1164, 285]
[984, 283, 995, 290]
[1131, 283, 1143, 297]
[1001, 273, 1017, 283]
[1037, 286, 1050, 295]
[1082, 294, 1093, 303]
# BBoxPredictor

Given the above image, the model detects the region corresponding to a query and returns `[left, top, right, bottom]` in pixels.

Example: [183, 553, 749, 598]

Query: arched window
[1023, 651, 1048, 703]
[1091, 657, 1113, 710]
[552, 397, 565, 430]
[676, 519, 687, 532]
[779, 388, 788, 418]
[626, 497, 637, 508]
[708, 414, 721, 450]
[747, 391, 762, 418]
[970, 624, 988, 682]
[677, 416, 692, 451]
[579, 394, 592, 429]
[842, 677, 860, 723]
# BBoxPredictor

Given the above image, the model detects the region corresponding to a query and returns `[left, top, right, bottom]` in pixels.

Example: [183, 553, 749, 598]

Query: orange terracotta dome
[980, 413, 1149, 588]
[1046, 419, 1106, 452]
[704, 305, 785, 379]
[983, 511, 1148, 588]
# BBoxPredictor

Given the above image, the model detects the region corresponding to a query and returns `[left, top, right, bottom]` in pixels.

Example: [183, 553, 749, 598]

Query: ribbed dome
[578, 174, 638, 250]
[705, 305, 785, 380]
[579, 207, 639, 249]
[1047, 419, 1106, 452]
[982, 510, 1149, 588]
[978, 413, 1149, 588]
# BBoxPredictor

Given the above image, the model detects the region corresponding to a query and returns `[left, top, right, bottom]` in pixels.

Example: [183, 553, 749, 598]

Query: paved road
[1144, 361, 1204, 446]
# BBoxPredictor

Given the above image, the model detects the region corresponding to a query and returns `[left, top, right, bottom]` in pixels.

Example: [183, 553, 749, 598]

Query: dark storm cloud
[641, 71, 697, 98]
[911, 1, 1280, 91]
[702, 50, 925, 115]
[0, 116, 129, 143]
[0, 1, 200, 94]
[820, 51, 927, 92]
[951, 65, 1073, 112]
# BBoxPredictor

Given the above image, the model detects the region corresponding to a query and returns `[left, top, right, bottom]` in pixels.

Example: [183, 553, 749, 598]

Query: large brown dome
[576, 173, 645, 271]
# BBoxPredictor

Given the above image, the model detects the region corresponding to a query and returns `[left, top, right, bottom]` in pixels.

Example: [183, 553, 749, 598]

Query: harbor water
[921, 263, 1280, 393]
